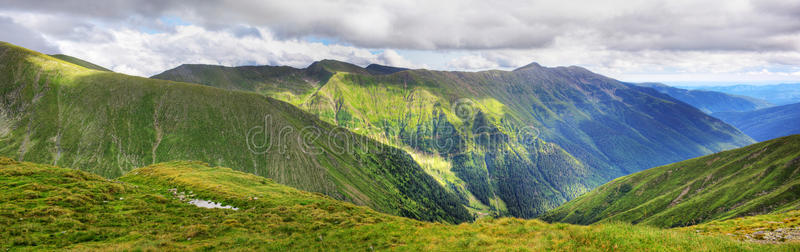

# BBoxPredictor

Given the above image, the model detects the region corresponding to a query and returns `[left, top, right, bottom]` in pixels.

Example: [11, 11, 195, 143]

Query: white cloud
[4, 0, 800, 51]
[446, 55, 499, 70]
[49, 25, 418, 76]
[376, 49, 415, 68]
[0, 0, 799, 84]
[0, 15, 58, 53]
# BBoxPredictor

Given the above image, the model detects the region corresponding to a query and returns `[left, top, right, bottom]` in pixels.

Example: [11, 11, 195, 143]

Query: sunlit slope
[0, 42, 470, 223]
[1, 158, 790, 251]
[47, 54, 112, 72]
[154, 59, 754, 218]
[543, 135, 800, 228]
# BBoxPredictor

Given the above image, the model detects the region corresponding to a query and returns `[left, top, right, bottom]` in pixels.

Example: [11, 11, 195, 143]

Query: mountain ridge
[48, 54, 113, 72]
[685, 83, 800, 105]
[632, 82, 772, 113]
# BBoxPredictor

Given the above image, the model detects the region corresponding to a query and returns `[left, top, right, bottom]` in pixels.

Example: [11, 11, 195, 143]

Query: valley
[153, 60, 754, 218]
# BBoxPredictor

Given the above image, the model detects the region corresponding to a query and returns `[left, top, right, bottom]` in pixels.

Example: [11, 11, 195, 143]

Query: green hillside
[714, 103, 800, 141]
[634, 82, 772, 114]
[1, 157, 791, 250]
[48, 54, 112, 72]
[0, 42, 470, 223]
[153, 59, 754, 218]
[542, 134, 800, 228]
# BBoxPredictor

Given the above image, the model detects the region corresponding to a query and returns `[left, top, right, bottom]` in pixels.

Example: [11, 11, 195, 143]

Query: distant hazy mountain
[154, 59, 754, 218]
[543, 134, 800, 228]
[683, 83, 800, 105]
[633, 82, 772, 113]
[713, 102, 800, 141]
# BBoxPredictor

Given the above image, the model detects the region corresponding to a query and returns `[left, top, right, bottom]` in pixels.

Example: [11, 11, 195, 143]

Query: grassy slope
[714, 102, 800, 141]
[682, 210, 800, 242]
[0, 42, 470, 223]
[47, 54, 112, 72]
[153, 60, 754, 218]
[542, 135, 800, 228]
[1, 157, 793, 251]
[634, 82, 772, 113]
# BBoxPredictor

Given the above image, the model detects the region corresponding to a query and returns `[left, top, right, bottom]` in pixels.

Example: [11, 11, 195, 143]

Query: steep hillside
[542, 135, 800, 228]
[365, 64, 409, 75]
[634, 82, 771, 113]
[154, 59, 754, 218]
[714, 103, 800, 141]
[0, 42, 470, 223]
[687, 83, 800, 106]
[48, 54, 112, 72]
[1, 158, 789, 250]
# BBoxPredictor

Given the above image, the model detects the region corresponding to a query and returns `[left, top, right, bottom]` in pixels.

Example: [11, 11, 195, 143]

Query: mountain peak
[513, 61, 544, 71]
[307, 59, 369, 75]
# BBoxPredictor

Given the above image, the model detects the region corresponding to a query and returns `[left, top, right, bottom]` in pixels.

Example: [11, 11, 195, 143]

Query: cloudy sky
[1, 0, 799, 85]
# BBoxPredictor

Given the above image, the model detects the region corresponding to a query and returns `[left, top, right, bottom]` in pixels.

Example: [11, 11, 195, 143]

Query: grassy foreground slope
[154, 60, 754, 218]
[714, 102, 800, 141]
[1, 158, 791, 251]
[543, 135, 800, 228]
[682, 210, 800, 243]
[0, 42, 470, 223]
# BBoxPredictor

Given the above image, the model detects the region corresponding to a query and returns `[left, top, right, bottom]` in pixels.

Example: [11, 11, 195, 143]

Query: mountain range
[683, 83, 800, 106]
[0, 41, 759, 221]
[153, 60, 754, 218]
[2, 41, 799, 249]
